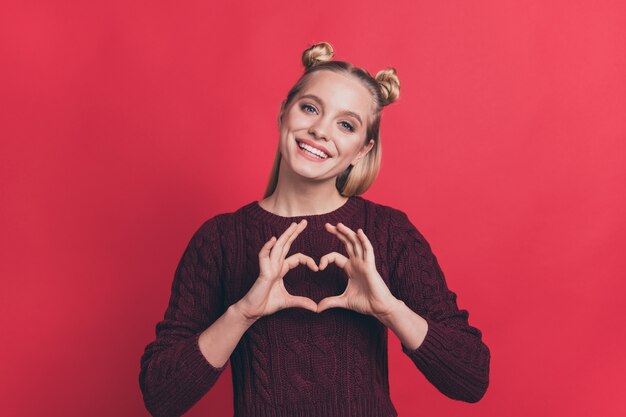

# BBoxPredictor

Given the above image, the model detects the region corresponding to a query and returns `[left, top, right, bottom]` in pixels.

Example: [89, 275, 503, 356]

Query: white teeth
[297, 141, 329, 159]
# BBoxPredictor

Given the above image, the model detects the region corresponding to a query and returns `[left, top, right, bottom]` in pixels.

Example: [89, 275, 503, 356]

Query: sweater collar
[245, 195, 363, 227]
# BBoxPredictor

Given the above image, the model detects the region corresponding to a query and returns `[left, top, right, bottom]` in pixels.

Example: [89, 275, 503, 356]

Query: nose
[308, 117, 331, 141]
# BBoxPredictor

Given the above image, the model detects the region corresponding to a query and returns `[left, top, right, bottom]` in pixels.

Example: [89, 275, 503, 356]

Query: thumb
[316, 295, 345, 313]
[285, 295, 318, 313]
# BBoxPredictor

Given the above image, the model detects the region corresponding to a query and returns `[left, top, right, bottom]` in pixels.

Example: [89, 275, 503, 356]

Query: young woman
[139, 41, 490, 417]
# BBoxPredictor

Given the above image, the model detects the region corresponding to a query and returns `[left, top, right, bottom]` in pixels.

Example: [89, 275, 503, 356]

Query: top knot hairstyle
[301, 42, 400, 107]
[264, 41, 401, 198]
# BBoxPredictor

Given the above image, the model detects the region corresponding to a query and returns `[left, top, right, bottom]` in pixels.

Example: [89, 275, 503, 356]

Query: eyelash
[300, 103, 355, 133]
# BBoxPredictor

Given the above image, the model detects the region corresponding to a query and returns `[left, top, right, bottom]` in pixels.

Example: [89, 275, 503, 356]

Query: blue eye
[301, 104, 317, 113]
[300, 103, 355, 133]
[340, 121, 355, 132]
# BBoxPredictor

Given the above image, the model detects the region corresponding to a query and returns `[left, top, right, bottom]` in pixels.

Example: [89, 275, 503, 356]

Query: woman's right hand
[235, 219, 319, 322]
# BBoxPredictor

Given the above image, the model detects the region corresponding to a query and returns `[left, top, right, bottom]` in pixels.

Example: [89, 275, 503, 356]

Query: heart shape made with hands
[262, 220, 397, 317]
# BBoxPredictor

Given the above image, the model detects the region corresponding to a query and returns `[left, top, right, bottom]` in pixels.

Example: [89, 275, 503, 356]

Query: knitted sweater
[139, 195, 490, 417]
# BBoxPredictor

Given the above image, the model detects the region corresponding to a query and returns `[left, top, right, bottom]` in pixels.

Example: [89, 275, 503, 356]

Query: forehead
[298, 71, 374, 118]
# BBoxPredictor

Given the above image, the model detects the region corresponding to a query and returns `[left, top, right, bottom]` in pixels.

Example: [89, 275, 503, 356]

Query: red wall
[1, 1, 624, 416]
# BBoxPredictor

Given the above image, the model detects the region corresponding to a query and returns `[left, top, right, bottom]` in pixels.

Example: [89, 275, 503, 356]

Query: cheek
[288, 112, 309, 128]
[336, 139, 365, 157]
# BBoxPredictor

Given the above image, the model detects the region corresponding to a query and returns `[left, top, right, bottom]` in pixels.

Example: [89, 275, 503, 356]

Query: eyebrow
[298, 94, 363, 126]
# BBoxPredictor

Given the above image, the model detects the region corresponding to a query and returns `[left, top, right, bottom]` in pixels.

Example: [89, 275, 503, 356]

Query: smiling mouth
[296, 140, 330, 159]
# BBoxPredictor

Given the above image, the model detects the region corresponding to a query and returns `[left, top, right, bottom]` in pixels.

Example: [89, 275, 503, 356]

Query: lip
[296, 138, 332, 157]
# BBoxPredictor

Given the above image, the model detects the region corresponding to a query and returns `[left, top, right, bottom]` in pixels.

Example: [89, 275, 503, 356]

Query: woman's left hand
[317, 222, 399, 318]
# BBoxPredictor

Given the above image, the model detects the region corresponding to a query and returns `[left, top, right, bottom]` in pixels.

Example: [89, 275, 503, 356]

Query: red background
[1, 1, 625, 416]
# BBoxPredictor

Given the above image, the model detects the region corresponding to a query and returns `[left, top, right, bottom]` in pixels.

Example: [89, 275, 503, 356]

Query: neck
[261, 163, 349, 217]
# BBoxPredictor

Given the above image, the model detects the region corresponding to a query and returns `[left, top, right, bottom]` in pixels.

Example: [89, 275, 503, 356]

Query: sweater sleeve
[388, 210, 490, 403]
[139, 217, 229, 417]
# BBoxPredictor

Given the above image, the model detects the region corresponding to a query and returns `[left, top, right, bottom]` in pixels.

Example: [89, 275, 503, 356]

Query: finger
[356, 228, 374, 261]
[275, 220, 305, 262]
[275, 222, 298, 250]
[271, 222, 299, 263]
[258, 237, 277, 272]
[281, 219, 307, 261]
[284, 295, 318, 313]
[259, 236, 277, 260]
[337, 222, 363, 259]
[324, 223, 355, 258]
[285, 252, 319, 272]
[258, 237, 278, 280]
[318, 251, 348, 270]
[317, 295, 346, 313]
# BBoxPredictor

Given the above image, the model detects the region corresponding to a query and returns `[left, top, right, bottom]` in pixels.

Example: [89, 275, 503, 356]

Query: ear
[351, 139, 375, 166]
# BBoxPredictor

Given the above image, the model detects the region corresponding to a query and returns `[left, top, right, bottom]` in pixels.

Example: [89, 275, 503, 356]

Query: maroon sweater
[139, 195, 490, 417]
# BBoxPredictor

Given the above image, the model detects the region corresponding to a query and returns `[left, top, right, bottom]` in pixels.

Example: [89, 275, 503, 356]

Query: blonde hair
[263, 41, 400, 198]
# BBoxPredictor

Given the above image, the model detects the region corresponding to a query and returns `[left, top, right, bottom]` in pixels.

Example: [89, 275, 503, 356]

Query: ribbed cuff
[401, 317, 447, 363]
[189, 332, 229, 374]
[400, 319, 489, 403]
[144, 334, 229, 417]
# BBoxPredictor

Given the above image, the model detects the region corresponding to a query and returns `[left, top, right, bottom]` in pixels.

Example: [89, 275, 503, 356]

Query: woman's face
[277, 70, 375, 183]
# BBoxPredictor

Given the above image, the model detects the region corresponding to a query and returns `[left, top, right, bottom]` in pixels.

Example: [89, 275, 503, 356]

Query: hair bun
[375, 68, 400, 106]
[302, 41, 334, 69]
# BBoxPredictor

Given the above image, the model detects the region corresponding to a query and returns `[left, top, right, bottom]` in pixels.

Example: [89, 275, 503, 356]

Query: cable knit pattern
[139, 196, 490, 417]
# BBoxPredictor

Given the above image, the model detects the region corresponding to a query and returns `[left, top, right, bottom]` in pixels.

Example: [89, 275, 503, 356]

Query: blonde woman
[139, 41, 490, 417]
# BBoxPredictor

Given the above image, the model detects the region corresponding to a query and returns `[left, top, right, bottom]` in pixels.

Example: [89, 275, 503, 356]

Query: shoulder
[360, 197, 432, 252]
[187, 204, 248, 250]
[359, 196, 413, 230]
[194, 213, 225, 238]
[194, 202, 253, 235]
